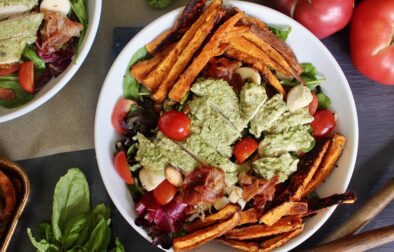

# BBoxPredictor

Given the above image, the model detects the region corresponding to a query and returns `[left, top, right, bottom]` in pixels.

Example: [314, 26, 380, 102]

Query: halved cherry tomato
[233, 137, 259, 163]
[158, 111, 191, 141]
[18, 61, 35, 93]
[114, 151, 134, 185]
[309, 92, 318, 115]
[111, 98, 136, 135]
[310, 109, 336, 138]
[153, 179, 177, 205]
[0, 64, 19, 76]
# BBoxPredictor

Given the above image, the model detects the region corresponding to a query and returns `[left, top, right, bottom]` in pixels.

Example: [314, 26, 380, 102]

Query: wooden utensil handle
[323, 178, 394, 243]
[304, 225, 394, 252]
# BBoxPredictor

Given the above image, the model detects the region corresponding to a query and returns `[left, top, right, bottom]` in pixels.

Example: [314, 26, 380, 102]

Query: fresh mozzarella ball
[236, 67, 262, 84]
[139, 168, 165, 191]
[165, 165, 183, 187]
[40, 0, 71, 16]
[287, 85, 313, 112]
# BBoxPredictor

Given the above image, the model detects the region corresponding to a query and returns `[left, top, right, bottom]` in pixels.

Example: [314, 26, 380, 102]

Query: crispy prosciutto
[40, 11, 83, 54]
[181, 166, 225, 214]
[239, 172, 277, 210]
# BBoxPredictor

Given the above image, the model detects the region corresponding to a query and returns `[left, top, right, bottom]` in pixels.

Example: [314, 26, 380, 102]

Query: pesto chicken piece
[0, 36, 32, 64]
[240, 82, 267, 123]
[0, 12, 43, 41]
[135, 133, 169, 172]
[253, 153, 299, 182]
[266, 107, 314, 134]
[0, 0, 38, 20]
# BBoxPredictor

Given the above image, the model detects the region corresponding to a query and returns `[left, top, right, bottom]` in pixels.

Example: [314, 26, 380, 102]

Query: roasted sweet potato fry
[238, 207, 260, 226]
[260, 202, 308, 226]
[184, 203, 241, 232]
[239, 16, 270, 32]
[143, 0, 223, 91]
[302, 134, 347, 197]
[217, 238, 259, 252]
[289, 139, 332, 201]
[0, 170, 16, 221]
[169, 12, 245, 102]
[152, 8, 226, 102]
[173, 212, 240, 252]
[259, 225, 304, 252]
[306, 192, 356, 215]
[225, 215, 303, 240]
[146, 30, 171, 54]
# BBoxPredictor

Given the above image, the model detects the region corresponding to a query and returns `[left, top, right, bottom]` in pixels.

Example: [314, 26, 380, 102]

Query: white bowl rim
[95, 1, 359, 251]
[0, 0, 103, 123]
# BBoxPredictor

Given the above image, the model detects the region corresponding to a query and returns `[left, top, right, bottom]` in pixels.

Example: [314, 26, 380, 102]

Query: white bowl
[0, 0, 102, 123]
[95, 1, 358, 251]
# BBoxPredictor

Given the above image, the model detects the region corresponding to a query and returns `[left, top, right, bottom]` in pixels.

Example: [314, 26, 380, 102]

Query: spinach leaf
[123, 47, 150, 100]
[27, 228, 59, 252]
[52, 168, 90, 242]
[317, 92, 331, 109]
[70, 0, 88, 57]
[37, 223, 58, 245]
[62, 213, 88, 248]
[22, 45, 46, 70]
[83, 218, 111, 252]
[269, 26, 292, 41]
[148, 0, 173, 9]
[280, 63, 325, 91]
[0, 78, 33, 108]
[110, 238, 125, 252]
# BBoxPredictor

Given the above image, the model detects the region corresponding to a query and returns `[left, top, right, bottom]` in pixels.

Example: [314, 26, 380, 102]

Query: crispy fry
[239, 16, 270, 32]
[169, 12, 245, 102]
[306, 192, 356, 215]
[238, 207, 260, 226]
[184, 203, 241, 233]
[259, 225, 304, 252]
[302, 134, 347, 197]
[152, 8, 226, 102]
[146, 29, 171, 54]
[289, 139, 332, 201]
[260, 202, 308, 226]
[217, 238, 259, 252]
[0, 170, 16, 221]
[143, 0, 223, 91]
[225, 215, 303, 240]
[225, 47, 286, 96]
[173, 212, 240, 252]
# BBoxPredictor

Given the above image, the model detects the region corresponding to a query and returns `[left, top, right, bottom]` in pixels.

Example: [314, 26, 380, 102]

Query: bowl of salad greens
[0, 0, 101, 122]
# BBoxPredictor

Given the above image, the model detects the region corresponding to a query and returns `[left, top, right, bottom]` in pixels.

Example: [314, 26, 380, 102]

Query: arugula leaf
[83, 218, 111, 252]
[110, 238, 125, 252]
[0, 77, 33, 108]
[269, 26, 292, 41]
[148, 0, 173, 9]
[52, 168, 90, 242]
[27, 228, 59, 252]
[123, 47, 150, 100]
[70, 0, 88, 57]
[280, 63, 325, 91]
[22, 45, 46, 70]
[317, 92, 331, 109]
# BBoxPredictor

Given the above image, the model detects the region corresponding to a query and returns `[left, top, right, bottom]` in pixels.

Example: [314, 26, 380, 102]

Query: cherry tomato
[233, 137, 259, 163]
[309, 92, 318, 115]
[350, 0, 394, 85]
[18, 62, 35, 93]
[0, 64, 19, 76]
[153, 179, 177, 205]
[111, 98, 136, 135]
[158, 111, 191, 141]
[310, 110, 336, 138]
[114, 151, 134, 185]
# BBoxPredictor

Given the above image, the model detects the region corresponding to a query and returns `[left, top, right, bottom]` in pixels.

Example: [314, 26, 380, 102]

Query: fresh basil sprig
[27, 168, 124, 252]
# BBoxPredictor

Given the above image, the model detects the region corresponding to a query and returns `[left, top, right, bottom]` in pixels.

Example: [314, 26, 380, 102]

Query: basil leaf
[37, 223, 58, 245]
[0, 78, 33, 108]
[52, 168, 90, 242]
[123, 47, 150, 100]
[70, 0, 88, 58]
[317, 92, 331, 109]
[269, 26, 292, 41]
[83, 218, 111, 252]
[22, 45, 46, 70]
[62, 213, 88, 248]
[110, 238, 125, 252]
[27, 228, 59, 252]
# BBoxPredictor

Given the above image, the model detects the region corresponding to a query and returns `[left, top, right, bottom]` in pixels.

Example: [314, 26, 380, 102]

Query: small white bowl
[95, 1, 358, 251]
[0, 0, 102, 123]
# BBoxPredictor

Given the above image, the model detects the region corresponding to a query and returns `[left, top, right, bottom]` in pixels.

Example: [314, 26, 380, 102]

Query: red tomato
[158, 111, 191, 141]
[233, 137, 259, 163]
[309, 93, 318, 115]
[153, 179, 177, 205]
[310, 110, 336, 138]
[114, 151, 134, 185]
[111, 98, 136, 135]
[0, 64, 19, 76]
[350, 0, 394, 85]
[18, 62, 35, 93]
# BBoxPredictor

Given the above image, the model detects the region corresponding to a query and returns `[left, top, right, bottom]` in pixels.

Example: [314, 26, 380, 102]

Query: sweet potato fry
[217, 238, 259, 252]
[146, 30, 171, 54]
[306, 192, 356, 215]
[289, 139, 332, 201]
[169, 12, 245, 102]
[259, 225, 304, 252]
[239, 16, 270, 32]
[152, 8, 226, 102]
[260, 202, 308, 226]
[225, 215, 303, 240]
[238, 207, 260, 226]
[225, 47, 286, 96]
[173, 212, 240, 252]
[184, 203, 241, 233]
[302, 134, 347, 197]
[143, 0, 223, 91]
